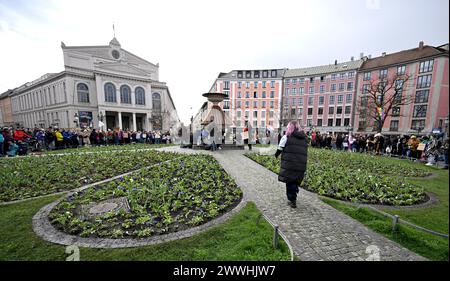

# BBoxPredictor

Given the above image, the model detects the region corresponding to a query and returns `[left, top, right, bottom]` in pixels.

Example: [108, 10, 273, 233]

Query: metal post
[273, 225, 279, 249]
[392, 215, 399, 232]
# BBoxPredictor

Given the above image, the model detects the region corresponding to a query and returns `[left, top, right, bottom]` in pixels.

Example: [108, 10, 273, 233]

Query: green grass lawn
[379, 168, 449, 235]
[0, 196, 290, 261]
[43, 143, 176, 155]
[321, 197, 448, 261]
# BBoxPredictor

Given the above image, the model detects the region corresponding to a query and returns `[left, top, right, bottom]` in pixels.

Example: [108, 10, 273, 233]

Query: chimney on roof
[382, 52, 386, 57]
[360, 52, 364, 59]
[419, 41, 424, 50]
[334, 60, 337, 65]
[351, 56, 354, 61]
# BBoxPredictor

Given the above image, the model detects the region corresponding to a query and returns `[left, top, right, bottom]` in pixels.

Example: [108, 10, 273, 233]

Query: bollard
[273, 225, 279, 249]
[392, 215, 399, 232]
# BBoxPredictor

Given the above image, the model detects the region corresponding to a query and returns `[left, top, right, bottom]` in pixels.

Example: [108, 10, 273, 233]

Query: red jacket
[13, 130, 31, 142]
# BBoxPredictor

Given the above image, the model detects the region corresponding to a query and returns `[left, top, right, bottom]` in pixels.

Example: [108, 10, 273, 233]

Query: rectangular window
[307, 119, 312, 126]
[246, 82, 250, 88]
[379, 69, 388, 79]
[329, 95, 335, 104]
[271, 81, 275, 88]
[413, 105, 427, 118]
[223, 101, 230, 109]
[262, 101, 266, 108]
[319, 96, 324, 105]
[245, 101, 249, 108]
[270, 101, 274, 108]
[262, 81, 266, 88]
[390, 120, 399, 131]
[310, 77, 314, 82]
[336, 106, 342, 114]
[254, 71, 260, 78]
[317, 119, 323, 126]
[292, 79, 297, 85]
[337, 95, 343, 104]
[335, 119, 342, 126]
[339, 83, 345, 91]
[344, 118, 350, 126]
[253, 101, 258, 108]
[329, 107, 334, 114]
[298, 98, 303, 106]
[224, 81, 230, 90]
[238, 92, 242, 98]
[340, 73, 346, 79]
[348, 72, 354, 79]
[397, 65, 406, 75]
[271, 70, 277, 77]
[331, 84, 337, 92]
[417, 75, 432, 89]
[320, 85, 325, 93]
[415, 90, 429, 103]
[262, 91, 266, 98]
[346, 94, 352, 103]
[237, 71, 243, 78]
[363, 84, 371, 94]
[411, 119, 425, 131]
[392, 106, 400, 116]
[318, 107, 323, 115]
[328, 119, 333, 126]
[298, 108, 303, 116]
[292, 88, 297, 95]
[284, 88, 289, 96]
[253, 111, 258, 118]
[270, 111, 274, 118]
[237, 101, 242, 108]
[307, 108, 313, 115]
[363, 72, 371, 81]
[331, 74, 337, 80]
[246, 71, 251, 78]
[245, 111, 249, 118]
[299, 87, 304, 94]
[299, 78, 305, 83]
[254, 81, 258, 88]
[419, 59, 434, 73]
[345, 106, 351, 114]
[263, 70, 268, 78]
[308, 96, 313, 105]
[253, 120, 257, 127]
[238, 81, 242, 88]
[254, 92, 258, 98]
[309, 86, 314, 94]
[270, 91, 275, 98]
[291, 108, 296, 116]
[347, 82, 354, 91]
[237, 111, 241, 118]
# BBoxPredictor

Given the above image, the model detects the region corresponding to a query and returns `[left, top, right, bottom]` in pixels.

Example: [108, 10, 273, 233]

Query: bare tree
[356, 73, 414, 133]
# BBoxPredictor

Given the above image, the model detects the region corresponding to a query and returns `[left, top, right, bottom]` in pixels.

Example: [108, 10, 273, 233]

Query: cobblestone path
[197, 148, 425, 261]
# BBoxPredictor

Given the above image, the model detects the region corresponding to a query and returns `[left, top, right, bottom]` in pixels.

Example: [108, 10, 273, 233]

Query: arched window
[120, 85, 131, 104]
[77, 83, 89, 103]
[104, 83, 117, 102]
[135, 87, 145, 105]
[152, 92, 161, 111]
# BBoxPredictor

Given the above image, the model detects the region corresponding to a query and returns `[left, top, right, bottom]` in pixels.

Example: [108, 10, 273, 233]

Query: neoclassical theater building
[1, 37, 179, 131]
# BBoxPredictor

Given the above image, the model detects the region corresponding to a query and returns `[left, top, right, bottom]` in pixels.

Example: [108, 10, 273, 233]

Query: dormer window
[112, 50, 120, 59]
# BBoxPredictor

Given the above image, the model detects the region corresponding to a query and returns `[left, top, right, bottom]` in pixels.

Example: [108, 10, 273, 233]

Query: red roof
[361, 45, 448, 70]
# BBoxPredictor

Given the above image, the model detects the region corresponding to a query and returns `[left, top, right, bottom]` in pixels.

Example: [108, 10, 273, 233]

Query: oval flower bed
[48, 155, 243, 238]
[0, 150, 180, 202]
[247, 148, 430, 206]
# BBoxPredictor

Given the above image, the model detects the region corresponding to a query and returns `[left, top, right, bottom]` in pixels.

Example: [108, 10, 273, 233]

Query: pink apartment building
[209, 69, 286, 130]
[354, 42, 449, 136]
[282, 59, 363, 132]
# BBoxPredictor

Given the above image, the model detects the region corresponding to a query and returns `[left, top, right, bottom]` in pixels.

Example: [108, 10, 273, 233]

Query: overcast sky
[0, 0, 448, 123]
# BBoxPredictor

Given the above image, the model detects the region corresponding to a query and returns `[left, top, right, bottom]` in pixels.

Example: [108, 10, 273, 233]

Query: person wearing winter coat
[275, 120, 308, 208]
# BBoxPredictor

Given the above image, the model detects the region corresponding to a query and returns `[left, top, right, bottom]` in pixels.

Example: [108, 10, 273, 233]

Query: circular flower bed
[48, 155, 242, 238]
[247, 148, 430, 206]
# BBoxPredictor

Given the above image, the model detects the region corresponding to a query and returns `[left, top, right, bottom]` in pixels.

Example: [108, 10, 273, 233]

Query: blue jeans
[211, 141, 217, 151]
[286, 182, 299, 202]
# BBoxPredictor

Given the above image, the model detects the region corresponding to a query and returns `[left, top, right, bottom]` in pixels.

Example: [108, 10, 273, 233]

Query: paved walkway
[159, 147, 426, 261]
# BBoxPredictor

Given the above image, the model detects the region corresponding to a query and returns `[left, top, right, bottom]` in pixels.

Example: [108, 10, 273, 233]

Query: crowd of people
[304, 130, 449, 169]
[0, 126, 172, 157]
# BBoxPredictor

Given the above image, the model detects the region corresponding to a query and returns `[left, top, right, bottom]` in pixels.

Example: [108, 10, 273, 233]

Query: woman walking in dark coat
[275, 121, 308, 208]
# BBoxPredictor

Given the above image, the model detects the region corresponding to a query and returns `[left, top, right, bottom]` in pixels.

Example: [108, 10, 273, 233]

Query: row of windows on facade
[361, 74, 433, 94]
[360, 119, 428, 132]
[283, 105, 353, 116]
[236, 70, 278, 79]
[235, 120, 274, 127]
[283, 118, 352, 127]
[285, 82, 354, 95]
[224, 80, 278, 90]
[362, 59, 434, 81]
[13, 82, 67, 112]
[77, 83, 162, 110]
[285, 72, 356, 84]
[284, 94, 353, 106]
[236, 91, 276, 99]
[18, 110, 68, 128]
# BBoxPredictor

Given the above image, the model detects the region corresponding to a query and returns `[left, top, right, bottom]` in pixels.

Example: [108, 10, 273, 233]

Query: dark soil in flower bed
[48, 155, 243, 238]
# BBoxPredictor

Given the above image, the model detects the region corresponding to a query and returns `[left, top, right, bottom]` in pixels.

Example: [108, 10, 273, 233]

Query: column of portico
[132, 113, 137, 131]
[146, 113, 151, 131]
[118, 112, 122, 130]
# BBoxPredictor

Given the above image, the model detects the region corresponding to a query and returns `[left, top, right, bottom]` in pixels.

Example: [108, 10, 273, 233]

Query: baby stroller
[17, 141, 29, 156]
